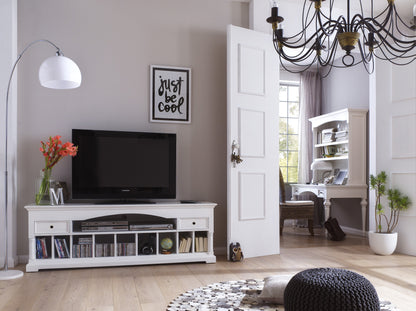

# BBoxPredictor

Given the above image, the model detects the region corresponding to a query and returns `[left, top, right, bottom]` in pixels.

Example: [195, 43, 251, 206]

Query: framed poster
[150, 65, 191, 123]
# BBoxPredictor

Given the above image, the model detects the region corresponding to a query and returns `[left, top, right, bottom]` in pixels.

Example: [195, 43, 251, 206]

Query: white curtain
[298, 71, 321, 183]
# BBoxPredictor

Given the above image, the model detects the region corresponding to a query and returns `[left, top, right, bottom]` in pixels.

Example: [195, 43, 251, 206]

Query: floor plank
[1, 228, 415, 311]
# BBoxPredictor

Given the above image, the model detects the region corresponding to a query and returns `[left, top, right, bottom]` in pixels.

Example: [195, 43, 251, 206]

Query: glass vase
[35, 168, 54, 205]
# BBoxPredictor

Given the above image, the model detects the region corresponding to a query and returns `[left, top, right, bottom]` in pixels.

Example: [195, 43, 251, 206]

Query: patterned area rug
[166, 279, 399, 311]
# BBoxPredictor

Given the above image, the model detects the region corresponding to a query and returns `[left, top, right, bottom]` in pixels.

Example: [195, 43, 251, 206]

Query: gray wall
[16, 0, 249, 256]
[321, 65, 370, 114]
[321, 65, 370, 230]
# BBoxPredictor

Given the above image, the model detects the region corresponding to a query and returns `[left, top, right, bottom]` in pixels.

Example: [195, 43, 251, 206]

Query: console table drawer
[35, 221, 70, 234]
[178, 218, 209, 230]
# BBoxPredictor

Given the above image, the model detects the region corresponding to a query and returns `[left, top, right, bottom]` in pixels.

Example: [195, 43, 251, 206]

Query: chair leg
[280, 218, 284, 236]
[308, 219, 314, 236]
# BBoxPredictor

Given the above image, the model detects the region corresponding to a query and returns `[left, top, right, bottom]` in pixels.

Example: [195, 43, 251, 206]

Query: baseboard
[340, 226, 367, 237]
[18, 254, 29, 265]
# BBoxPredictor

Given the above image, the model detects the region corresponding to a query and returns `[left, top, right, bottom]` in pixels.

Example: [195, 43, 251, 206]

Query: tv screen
[72, 129, 176, 201]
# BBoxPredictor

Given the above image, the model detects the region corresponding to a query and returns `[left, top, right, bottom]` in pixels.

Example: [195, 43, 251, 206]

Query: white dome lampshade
[39, 55, 82, 89]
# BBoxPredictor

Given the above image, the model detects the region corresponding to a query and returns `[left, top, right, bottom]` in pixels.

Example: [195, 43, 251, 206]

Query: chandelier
[266, 0, 416, 76]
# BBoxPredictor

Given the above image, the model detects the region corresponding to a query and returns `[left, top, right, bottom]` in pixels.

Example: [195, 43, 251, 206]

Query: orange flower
[39, 135, 78, 170]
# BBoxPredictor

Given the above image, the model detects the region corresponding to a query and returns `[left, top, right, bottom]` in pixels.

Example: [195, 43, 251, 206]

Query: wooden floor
[1, 228, 416, 311]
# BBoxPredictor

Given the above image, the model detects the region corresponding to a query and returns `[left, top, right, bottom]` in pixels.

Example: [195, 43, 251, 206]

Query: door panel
[227, 25, 280, 259]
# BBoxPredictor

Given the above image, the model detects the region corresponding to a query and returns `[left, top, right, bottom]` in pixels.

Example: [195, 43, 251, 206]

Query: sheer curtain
[298, 71, 321, 183]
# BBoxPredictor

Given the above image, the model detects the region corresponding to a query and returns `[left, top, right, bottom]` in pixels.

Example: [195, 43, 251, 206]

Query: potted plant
[368, 171, 411, 255]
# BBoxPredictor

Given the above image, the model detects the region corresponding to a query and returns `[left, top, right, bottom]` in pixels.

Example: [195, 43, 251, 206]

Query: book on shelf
[117, 243, 135, 256]
[95, 243, 115, 257]
[54, 239, 63, 258]
[195, 236, 208, 252]
[178, 236, 192, 253]
[203, 237, 208, 252]
[179, 237, 186, 253]
[195, 237, 199, 252]
[335, 130, 348, 140]
[62, 239, 70, 257]
[199, 237, 204, 252]
[54, 238, 70, 258]
[73, 244, 92, 258]
[36, 239, 42, 259]
[95, 244, 103, 257]
[186, 237, 192, 252]
[36, 237, 49, 259]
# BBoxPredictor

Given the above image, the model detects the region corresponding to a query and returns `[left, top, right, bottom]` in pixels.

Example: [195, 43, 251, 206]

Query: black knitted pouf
[284, 268, 380, 311]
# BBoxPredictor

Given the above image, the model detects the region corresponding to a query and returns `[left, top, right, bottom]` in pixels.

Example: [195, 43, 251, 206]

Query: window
[279, 82, 300, 183]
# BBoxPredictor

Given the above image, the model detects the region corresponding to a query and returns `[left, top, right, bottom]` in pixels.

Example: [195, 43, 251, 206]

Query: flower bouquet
[35, 135, 78, 205]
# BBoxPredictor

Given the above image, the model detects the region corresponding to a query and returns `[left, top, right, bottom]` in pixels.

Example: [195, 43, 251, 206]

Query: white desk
[290, 184, 367, 232]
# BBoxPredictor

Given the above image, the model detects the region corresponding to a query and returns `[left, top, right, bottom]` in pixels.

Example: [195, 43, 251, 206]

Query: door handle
[231, 140, 243, 167]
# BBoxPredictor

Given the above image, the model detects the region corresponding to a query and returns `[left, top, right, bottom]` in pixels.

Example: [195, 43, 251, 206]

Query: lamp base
[0, 269, 24, 280]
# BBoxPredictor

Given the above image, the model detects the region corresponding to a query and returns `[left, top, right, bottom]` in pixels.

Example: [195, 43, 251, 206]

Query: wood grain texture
[1, 228, 415, 311]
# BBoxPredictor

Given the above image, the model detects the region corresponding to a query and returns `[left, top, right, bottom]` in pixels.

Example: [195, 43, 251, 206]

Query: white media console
[25, 202, 216, 272]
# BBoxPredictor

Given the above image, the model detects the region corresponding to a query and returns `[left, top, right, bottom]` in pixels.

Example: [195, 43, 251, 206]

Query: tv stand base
[25, 202, 216, 272]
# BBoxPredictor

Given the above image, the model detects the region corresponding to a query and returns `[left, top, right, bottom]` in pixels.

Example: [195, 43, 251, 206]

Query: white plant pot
[368, 231, 398, 256]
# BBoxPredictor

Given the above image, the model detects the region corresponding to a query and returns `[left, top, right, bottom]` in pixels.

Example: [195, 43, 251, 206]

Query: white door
[227, 25, 280, 259]
[371, 60, 416, 255]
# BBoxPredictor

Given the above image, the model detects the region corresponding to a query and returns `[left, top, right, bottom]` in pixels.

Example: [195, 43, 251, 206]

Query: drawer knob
[192, 222, 196, 225]
[50, 225, 54, 229]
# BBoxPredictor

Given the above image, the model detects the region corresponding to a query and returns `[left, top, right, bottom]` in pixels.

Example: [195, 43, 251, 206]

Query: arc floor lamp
[0, 39, 81, 280]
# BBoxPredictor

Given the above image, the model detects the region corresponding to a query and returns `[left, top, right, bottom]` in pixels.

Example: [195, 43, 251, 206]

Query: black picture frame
[150, 65, 191, 123]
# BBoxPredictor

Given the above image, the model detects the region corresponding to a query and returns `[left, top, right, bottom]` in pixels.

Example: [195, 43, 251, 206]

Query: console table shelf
[313, 156, 349, 162]
[25, 202, 216, 272]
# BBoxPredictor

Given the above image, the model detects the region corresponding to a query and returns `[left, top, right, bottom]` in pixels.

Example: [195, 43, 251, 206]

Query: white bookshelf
[310, 108, 368, 186]
[25, 202, 216, 272]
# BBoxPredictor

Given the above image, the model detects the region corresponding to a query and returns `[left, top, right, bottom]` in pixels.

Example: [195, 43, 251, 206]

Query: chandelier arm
[318, 40, 340, 67]
[317, 13, 346, 37]
[360, 56, 375, 74]
[357, 40, 374, 65]
[375, 55, 416, 65]
[377, 44, 416, 60]
[375, 31, 416, 54]
[365, 4, 394, 33]
[351, 13, 369, 31]
[319, 57, 343, 78]
[320, 67, 333, 79]
[376, 40, 415, 59]
[366, 18, 416, 47]
[279, 55, 317, 74]
[301, 0, 314, 36]
[278, 20, 343, 52]
[277, 45, 317, 63]
[278, 34, 320, 51]
[374, 45, 416, 65]
[372, 2, 392, 21]
[282, 6, 318, 43]
[392, 9, 416, 37]
[274, 0, 315, 45]
[275, 41, 311, 57]
[358, 0, 364, 20]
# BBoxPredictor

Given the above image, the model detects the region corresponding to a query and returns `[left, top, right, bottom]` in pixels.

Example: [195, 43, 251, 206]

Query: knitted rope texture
[284, 268, 380, 311]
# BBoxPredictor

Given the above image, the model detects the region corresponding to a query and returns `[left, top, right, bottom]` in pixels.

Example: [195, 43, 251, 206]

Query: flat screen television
[72, 129, 176, 201]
